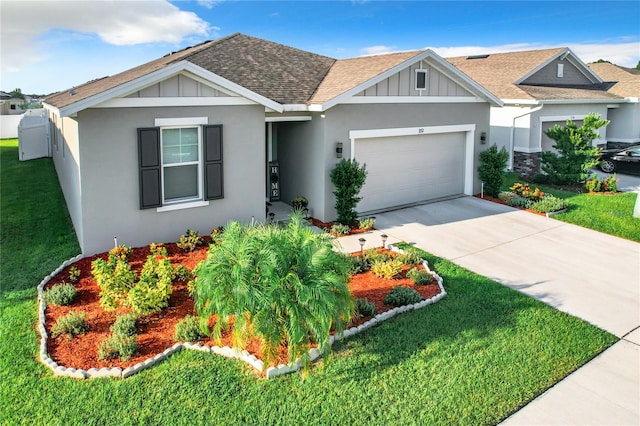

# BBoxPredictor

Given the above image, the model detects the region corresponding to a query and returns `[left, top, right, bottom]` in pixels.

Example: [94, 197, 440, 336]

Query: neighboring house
[0, 91, 26, 115]
[587, 62, 640, 149]
[43, 33, 500, 255]
[447, 48, 625, 176]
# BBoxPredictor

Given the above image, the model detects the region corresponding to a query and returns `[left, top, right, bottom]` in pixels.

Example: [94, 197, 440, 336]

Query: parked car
[599, 145, 640, 175]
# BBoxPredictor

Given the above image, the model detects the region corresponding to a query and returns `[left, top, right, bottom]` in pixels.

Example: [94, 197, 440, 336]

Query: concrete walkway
[337, 196, 639, 425]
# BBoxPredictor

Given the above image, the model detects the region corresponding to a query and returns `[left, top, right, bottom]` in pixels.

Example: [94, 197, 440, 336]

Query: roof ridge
[446, 46, 565, 60]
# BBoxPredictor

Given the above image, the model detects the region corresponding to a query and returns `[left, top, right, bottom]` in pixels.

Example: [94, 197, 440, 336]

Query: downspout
[509, 105, 543, 170]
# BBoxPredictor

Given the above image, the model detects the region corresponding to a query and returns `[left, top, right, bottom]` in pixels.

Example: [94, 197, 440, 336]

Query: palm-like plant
[193, 213, 354, 368]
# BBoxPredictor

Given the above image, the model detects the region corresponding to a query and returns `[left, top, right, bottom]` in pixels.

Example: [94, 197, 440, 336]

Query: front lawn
[1, 139, 617, 425]
[502, 172, 639, 242]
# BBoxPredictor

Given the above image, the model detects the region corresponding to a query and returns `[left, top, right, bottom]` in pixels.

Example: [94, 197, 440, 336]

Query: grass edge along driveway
[1, 139, 617, 425]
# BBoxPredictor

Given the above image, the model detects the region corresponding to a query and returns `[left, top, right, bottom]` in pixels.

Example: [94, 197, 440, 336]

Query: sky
[1, 0, 639, 95]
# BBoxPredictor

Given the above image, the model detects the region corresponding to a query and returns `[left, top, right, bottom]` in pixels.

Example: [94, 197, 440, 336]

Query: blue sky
[1, 0, 639, 95]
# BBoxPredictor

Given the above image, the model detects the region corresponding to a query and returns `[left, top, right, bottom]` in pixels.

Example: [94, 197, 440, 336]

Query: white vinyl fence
[0, 114, 24, 139]
[18, 109, 50, 160]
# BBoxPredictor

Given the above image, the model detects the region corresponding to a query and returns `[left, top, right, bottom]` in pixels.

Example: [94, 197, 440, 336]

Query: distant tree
[594, 59, 611, 64]
[9, 88, 25, 99]
[636, 60, 640, 71]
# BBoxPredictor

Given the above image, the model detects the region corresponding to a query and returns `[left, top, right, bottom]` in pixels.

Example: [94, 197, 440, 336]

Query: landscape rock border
[36, 244, 446, 380]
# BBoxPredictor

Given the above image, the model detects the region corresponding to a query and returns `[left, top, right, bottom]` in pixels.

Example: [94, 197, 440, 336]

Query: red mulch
[44, 245, 440, 371]
[309, 218, 372, 235]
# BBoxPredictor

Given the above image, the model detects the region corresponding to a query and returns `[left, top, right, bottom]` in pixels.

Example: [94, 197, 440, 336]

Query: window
[415, 69, 428, 90]
[557, 64, 564, 78]
[138, 120, 223, 210]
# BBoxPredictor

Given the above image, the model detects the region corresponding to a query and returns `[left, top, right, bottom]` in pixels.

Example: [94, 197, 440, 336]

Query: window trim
[415, 69, 428, 91]
[160, 125, 203, 205]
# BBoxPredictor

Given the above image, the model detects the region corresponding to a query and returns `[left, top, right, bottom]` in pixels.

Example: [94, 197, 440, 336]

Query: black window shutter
[203, 125, 223, 200]
[138, 127, 162, 209]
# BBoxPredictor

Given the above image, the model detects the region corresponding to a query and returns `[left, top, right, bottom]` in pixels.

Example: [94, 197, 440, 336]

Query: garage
[351, 125, 474, 213]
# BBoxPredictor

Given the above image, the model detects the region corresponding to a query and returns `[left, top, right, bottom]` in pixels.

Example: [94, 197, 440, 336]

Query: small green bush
[585, 173, 618, 193]
[149, 242, 167, 256]
[92, 255, 136, 311]
[358, 217, 375, 231]
[110, 313, 138, 337]
[355, 298, 376, 317]
[384, 286, 423, 306]
[174, 315, 207, 342]
[109, 244, 132, 261]
[330, 159, 368, 225]
[407, 268, 432, 285]
[477, 144, 509, 197]
[68, 266, 80, 283]
[43, 282, 77, 306]
[530, 196, 569, 213]
[371, 259, 403, 279]
[498, 191, 517, 202]
[531, 173, 550, 184]
[177, 229, 202, 252]
[175, 264, 193, 282]
[349, 256, 370, 275]
[127, 255, 174, 315]
[363, 249, 392, 264]
[397, 249, 422, 266]
[507, 196, 533, 209]
[98, 333, 139, 361]
[51, 311, 88, 339]
[330, 223, 350, 236]
[209, 226, 224, 244]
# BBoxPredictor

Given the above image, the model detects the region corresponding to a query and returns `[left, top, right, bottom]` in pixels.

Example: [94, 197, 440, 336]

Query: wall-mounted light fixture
[336, 142, 343, 158]
[480, 132, 487, 144]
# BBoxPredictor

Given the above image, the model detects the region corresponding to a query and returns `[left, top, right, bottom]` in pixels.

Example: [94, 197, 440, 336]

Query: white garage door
[355, 131, 466, 213]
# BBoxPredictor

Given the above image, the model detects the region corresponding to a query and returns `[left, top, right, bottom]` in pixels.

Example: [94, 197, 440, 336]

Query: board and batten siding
[356, 63, 473, 97]
[522, 59, 594, 86]
[127, 74, 236, 98]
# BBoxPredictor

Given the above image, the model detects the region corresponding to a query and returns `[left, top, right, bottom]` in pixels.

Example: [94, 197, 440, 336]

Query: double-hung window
[138, 118, 223, 210]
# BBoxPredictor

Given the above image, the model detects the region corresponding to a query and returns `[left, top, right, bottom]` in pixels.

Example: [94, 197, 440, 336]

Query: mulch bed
[309, 218, 372, 235]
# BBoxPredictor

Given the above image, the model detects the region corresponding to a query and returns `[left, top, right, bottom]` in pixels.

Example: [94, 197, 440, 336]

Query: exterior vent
[467, 54, 490, 60]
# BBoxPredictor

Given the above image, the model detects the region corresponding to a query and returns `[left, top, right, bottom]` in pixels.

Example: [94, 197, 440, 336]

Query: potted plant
[291, 196, 308, 211]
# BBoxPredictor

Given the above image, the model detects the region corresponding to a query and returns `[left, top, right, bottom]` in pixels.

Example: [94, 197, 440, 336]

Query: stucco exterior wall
[606, 103, 640, 143]
[76, 105, 265, 255]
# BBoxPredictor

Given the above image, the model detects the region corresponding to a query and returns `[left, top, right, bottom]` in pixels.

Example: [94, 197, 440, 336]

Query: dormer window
[415, 69, 428, 90]
[557, 64, 564, 78]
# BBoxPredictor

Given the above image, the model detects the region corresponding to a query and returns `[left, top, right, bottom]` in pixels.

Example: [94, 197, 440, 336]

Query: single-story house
[43, 33, 500, 255]
[447, 48, 626, 176]
[587, 62, 640, 149]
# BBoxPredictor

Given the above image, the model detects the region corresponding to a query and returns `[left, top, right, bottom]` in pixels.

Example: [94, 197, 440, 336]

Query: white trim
[539, 114, 587, 123]
[415, 69, 428, 91]
[339, 96, 485, 104]
[97, 97, 256, 108]
[156, 200, 209, 213]
[539, 98, 625, 105]
[265, 116, 312, 122]
[155, 117, 208, 126]
[515, 48, 603, 85]
[282, 104, 310, 112]
[58, 61, 283, 117]
[514, 147, 542, 153]
[502, 99, 540, 106]
[348, 123, 476, 196]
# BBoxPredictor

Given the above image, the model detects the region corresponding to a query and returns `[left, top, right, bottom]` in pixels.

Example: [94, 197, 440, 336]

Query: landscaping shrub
[51, 311, 88, 339]
[355, 298, 376, 317]
[363, 249, 392, 264]
[531, 172, 550, 184]
[330, 223, 350, 236]
[291, 196, 308, 211]
[98, 333, 139, 361]
[209, 226, 224, 244]
[529, 196, 569, 213]
[510, 182, 544, 201]
[92, 255, 136, 311]
[193, 212, 354, 367]
[407, 268, 432, 285]
[397, 249, 422, 266]
[330, 159, 367, 226]
[384, 286, 423, 306]
[349, 256, 371, 275]
[174, 315, 207, 342]
[478, 144, 509, 197]
[175, 264, 193, 282]
[109, 244, 132, 261]
[177, 229, 202, 252]
[498, 191, 517, 202]
[43, 282, 77, 306]
[68, 266, 80, 283]
[540, 113, 609, 184]
[371, 259, 403, 279]
[127, 255, 174, 315]
[149, 242, 167, 256]
[110, 313, 138, 337]
[507, 197, 533, 209]
[358, 217, 375, 231]
[585, 173, 618, 193]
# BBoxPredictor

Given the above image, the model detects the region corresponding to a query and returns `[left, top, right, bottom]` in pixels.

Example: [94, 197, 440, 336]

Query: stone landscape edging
[37, 244, 446, 380]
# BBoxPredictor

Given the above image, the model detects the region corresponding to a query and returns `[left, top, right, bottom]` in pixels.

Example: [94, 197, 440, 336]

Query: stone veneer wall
[513, 151, 541, 178]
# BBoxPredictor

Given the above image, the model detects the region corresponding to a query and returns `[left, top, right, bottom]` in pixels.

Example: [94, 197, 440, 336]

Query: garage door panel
[355, 132, 465, 213]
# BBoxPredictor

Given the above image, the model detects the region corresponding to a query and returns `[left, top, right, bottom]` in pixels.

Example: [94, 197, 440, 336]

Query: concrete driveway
[339, 196, 639, 424]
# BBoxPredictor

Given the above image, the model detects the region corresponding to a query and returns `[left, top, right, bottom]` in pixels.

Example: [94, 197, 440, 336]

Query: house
[43, 33, 500, 255]
[0, 91, 27, 115]
[587, 62, 640, 149]
[447, 48, 625, 176]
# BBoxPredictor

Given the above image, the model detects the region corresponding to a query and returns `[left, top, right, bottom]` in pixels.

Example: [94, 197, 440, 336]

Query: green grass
[502, 172, 639, 242]
[0, 139, 617, 425]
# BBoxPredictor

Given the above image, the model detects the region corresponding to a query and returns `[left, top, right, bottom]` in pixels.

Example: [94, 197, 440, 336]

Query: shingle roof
[588, 62, 640, 98]
[309, 50, 424, 104]
[447, 48, 565, 99]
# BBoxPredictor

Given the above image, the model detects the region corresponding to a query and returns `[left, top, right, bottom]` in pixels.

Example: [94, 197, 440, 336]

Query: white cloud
[197, 0, 222, 9]
[427, 42, 640, 68]
[0, 0, 211, 74]
[360, 45, 396, 56]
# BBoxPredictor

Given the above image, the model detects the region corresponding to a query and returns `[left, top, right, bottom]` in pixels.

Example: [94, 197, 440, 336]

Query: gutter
[509, 105, 544, 170]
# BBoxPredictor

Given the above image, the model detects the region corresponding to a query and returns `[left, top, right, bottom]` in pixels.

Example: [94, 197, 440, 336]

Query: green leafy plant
[174, 315, 207, 342]
[193, 213, 354, 368]
[330, 223, 350, 236]
[407, 268, 432, 285]
[109, 244, 132, 261]
[358, 217, 375, 231]
[355, 298, 376, 317]
[498, 191, 517, 202]
[510, 182, 544, 201]
[51, 311, 88, 339]
[91, 255, 136, 311]
[68, 266, 80, 283]
[98, 333, 139, 361]
[127, 255, 174, 315]
[397, 249, 422, 266]
[330, 159, 368, 226]
[110, 313, 138, 337]
[529, 196, 569, 213]
[507, 197, 533, 209]
[585, 173, 618, 193]
[371, 259, 403, 279]
[149, 242, 167, 257]
[349, 256, 371, 275]
[209, 226, 224, 244]
[363, 249, 392, 264]
[478, 144, 509, 197]
[175, 264, 193, 282]
[291, 196, 308, 211]
[540, 113, 609, 184]
[177, 229, 202, 252]
[384, 286, 423, 306]
[43, 282, 77, 306]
